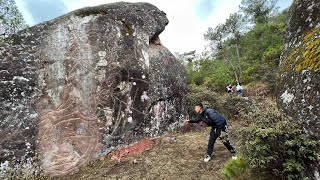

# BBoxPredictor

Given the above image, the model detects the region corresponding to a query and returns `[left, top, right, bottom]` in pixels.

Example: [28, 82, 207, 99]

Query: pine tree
[239, 0, 278, 61]
[0, 0, 27, 38]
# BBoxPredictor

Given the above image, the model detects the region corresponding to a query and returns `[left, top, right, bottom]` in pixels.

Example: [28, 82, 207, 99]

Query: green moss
[75, 7, 108, 17]
[280, 27, 320, 73]
[295, 29, 320, 72]
[120, 20, 134, 36]
[2, 34, 23, 45]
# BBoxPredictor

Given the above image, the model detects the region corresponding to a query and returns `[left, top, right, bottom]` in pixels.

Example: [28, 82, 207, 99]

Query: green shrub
[238, 109, 320, 179]
[186, 85, 222, 118]
[222, 155, 251, 180]
[186, 86, 257, 120]
[185, 59, 234, 93]
[202, 62, 234, 92]
[221, 95, 257, 120]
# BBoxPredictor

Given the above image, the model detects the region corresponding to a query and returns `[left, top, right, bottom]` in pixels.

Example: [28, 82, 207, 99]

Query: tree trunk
[222, 47, 238, 80]
[258, 32, 263, 61]
[235, 43, 242, 77]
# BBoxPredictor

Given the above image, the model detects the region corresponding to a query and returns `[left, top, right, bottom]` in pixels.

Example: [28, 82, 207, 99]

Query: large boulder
[0, 2, 187, 177]
[277, 0, 319, 177]
[277, 0, 320, 139]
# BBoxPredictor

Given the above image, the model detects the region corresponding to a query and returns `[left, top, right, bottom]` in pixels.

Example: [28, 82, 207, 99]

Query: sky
[15, 0, 293, 54]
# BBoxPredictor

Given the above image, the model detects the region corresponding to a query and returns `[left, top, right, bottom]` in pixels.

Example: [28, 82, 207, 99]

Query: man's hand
[183, 119, 190, 125]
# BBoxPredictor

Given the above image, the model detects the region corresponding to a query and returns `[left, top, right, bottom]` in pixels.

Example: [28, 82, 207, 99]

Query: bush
[238, 109, 320, 179]
[185, 59, 234, 93]
[222, 155, 251, 180]
[186, 85, 222, 118]
[186, 86, 257, 121]
[202, 62, 234, 92]
[221, 95, 257, 120]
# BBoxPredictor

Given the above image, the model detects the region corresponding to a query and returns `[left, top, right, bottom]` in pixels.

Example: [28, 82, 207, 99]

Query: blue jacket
[189, 107, 226, 128]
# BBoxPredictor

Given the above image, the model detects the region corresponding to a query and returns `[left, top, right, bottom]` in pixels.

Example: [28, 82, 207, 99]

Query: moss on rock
[75, 6, 109, 17]
[120, 21, 135, 36]
[280, 27, 320, 73]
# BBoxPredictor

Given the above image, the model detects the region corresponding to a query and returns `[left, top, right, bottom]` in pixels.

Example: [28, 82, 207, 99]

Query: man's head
[194, 103, 203, 114]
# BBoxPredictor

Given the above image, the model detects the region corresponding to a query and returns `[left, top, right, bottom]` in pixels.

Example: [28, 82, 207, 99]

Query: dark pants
[207, 124, 236, 156]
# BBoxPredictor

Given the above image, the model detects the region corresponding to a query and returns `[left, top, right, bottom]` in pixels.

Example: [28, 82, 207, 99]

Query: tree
[204, 24, 226, 51]
[239, 0, 278, 25]
[224, 13, 245, 77]
[204, 24, 239, 80]
[176, 50, 197, 63]
[0, 0, 27, 38]
[240, 0, 278, 61]
[195, 4, 288, 92]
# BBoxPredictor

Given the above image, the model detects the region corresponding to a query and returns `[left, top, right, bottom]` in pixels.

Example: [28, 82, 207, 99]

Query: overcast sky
[15, 0, 293, 54]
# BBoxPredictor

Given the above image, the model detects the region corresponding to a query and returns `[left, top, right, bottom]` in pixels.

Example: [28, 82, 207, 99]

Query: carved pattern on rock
[0, 2, 187, 177]
[38, 93, 99, 176]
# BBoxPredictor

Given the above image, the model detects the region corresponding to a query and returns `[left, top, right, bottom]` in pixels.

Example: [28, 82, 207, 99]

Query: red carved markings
[38, 95, 99, 176]
[38, 22, 101, 177]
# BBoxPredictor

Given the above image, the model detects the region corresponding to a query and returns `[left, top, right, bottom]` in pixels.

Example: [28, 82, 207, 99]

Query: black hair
[194, 102, 203, 109]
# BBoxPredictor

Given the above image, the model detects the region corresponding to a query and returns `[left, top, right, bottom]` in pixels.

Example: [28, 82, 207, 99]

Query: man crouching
[185, 103, 237, 162]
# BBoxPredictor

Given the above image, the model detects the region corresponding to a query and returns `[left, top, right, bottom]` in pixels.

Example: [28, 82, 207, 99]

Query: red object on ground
[111, 139, 156, 162]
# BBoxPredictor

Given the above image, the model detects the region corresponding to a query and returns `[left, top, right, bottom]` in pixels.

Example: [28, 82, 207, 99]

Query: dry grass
[54, 128, 235, 180]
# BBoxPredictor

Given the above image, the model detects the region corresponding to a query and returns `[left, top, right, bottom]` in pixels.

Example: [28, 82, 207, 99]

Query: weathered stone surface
[277, 0, 320, 138]
[0, 2, 187, 177]
[277, 0, 319, 178]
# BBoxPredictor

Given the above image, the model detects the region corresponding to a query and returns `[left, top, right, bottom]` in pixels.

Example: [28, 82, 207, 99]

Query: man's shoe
[203, 155, 211, 162]
[231, 153, 237, 160]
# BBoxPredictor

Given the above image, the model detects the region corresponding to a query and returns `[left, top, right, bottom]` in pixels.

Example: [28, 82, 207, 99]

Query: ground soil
[54, 127, 236, 180]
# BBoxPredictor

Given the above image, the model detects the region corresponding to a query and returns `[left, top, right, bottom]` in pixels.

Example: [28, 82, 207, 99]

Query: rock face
[277, 0, 320, 138]
[277, 0, 319, 177]
[0, 2, 187, 177]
